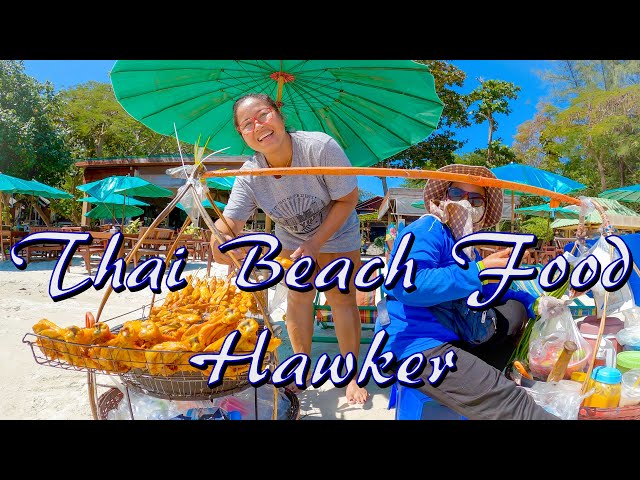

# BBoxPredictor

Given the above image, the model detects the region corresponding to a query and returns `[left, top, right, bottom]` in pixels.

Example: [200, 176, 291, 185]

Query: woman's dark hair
[232, 93, 282, 130]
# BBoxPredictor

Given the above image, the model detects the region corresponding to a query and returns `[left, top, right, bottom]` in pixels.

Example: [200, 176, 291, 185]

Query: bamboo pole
[203, 167, 582, 206]
[148, 216, 192, 311]
[95, 187, 188, 322]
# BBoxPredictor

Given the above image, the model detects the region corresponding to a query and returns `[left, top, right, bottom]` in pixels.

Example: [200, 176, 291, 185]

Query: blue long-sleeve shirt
[375, 215, 536, 361]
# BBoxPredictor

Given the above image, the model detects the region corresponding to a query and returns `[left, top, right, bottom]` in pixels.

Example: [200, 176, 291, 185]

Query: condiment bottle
[582, 366, 622, 409]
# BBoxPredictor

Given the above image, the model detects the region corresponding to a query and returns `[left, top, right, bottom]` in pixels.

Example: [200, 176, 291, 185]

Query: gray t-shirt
[223, 131, 360, 252]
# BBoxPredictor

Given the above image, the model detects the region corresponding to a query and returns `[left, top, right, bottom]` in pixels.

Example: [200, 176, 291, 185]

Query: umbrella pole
[122, 194, 126, 228]
[510, 191, 515, 232]
[0, 194, 4, 260]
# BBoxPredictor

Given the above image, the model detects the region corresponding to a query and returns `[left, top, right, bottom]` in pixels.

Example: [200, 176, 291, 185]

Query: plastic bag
[528, 296, 593, 380]
[588, 235, 635, 314]
[167, 165, 209, 226]
[523, 379, 593, 420]
[617, 326, 640, 351]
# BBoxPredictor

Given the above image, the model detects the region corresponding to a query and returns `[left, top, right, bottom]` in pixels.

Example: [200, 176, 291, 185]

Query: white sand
[0, 255, 394, 420]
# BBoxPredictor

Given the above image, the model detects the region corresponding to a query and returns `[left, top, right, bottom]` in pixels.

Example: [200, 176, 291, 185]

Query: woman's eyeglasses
[446, 187, 486, 207]
[238, 108, 274, 134]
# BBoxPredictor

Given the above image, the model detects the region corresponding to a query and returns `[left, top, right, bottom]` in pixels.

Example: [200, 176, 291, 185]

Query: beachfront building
[75, 154, 269, 229]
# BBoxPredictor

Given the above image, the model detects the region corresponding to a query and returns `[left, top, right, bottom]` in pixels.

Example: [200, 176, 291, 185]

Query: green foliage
[373, 236, 385, 249]
[1, 202, 12, 225]
[358, 188, 377, 202]
[0, 60, 72, 185]
[48, 166, 84, 224]
[123, 218, 142, 234]
[58, 81, 194, 159]
[184, 224, 202, 238]
[379, 61, 470, 172]
[467, 79, 521, 131]
[519, 216, 553, 243]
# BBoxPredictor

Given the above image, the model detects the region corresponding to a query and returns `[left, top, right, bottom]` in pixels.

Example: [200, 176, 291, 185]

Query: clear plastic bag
[528, 296, 593, 380]
[588, 235, 635, 314]
[167, 165, 209, 225]
[523, 379, 593, 420]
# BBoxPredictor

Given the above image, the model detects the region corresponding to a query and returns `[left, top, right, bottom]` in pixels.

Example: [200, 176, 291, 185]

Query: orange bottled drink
[582, 366, 622, 409]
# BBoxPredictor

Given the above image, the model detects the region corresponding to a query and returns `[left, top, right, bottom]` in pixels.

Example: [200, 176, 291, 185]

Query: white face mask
[471, 205, 485, 225]
[429, 199, 484, 260]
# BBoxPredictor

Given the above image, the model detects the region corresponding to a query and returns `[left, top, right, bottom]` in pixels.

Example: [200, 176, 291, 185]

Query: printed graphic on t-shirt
[271, 194, 326, 234]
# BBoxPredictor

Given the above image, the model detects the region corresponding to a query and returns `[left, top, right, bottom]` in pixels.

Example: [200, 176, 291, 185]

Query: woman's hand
[210, 216, 247, 266]
[290, 238, 321, 262]
[482, 248, 513, 269]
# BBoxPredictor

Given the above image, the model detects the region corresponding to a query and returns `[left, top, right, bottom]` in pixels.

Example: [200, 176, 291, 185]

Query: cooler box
[389, 383, 466, 420]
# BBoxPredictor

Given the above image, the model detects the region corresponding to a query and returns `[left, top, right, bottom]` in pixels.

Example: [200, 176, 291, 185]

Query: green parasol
[176, 199, 226, 212]
[77, 175, 173, 226]
[599, 184, 640, 203]
[206, 176, 236, 191]
[77, 175, 173, 199]
[109, 60, 444, 167]
[514, 203, 580, 220]
[29, 179, 74, 199]
[77, 194, 150, 207]
[84, 204, 144, 220]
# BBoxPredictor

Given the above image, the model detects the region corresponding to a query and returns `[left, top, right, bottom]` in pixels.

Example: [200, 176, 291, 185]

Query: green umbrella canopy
[206, 176, 236, 191]
[109, 60, 445, 167]
[0, 173, 49, 195]
[84, 204, 144, 220]
[77, 175, 173, 200]
[77, 193, 150, 206]
[514, 203, 580, 220]
[550, 197, 640, 229]
[491, 163, 586, 197]
[599, 184, 640, 203]
[176, 199, 226, 212]
[28, 179, 74, 199]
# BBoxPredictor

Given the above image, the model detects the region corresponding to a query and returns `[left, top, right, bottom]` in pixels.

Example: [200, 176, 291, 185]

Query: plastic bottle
[593, 337, 617, 369]
[582, 366, 622, 409]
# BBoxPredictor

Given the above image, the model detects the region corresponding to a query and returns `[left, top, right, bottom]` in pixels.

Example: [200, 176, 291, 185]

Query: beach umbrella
[78, 175, 173, 199]
[206, 176, 236, 191]
[77, 175, 173, 226]
[176, 198, 226, 212]
[84, 204, 144, 220]
[0, 174, 54, 246]
[491, 163, 586, 231]
[514, 203, 580, 220]
[599, 184, 640, 203]
[109, 60, 445, 167]
[77, 194, 150, 207]
[29, 179, 74, 199]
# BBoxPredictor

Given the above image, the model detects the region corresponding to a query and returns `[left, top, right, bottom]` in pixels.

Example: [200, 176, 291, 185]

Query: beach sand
[0, 255, 394, 420]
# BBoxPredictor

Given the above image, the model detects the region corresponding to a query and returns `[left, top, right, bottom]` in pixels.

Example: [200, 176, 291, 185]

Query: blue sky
[23, 60, 555, 196]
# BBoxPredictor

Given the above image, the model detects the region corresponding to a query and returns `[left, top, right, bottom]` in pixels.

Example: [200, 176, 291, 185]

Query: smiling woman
[208, 93, 370, 404]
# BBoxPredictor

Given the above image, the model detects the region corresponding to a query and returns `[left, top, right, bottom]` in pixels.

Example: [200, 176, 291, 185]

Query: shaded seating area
[127, 227, 175, 266]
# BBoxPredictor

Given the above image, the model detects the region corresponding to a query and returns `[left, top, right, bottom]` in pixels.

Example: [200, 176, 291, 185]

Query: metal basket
[24, 322, 277, 400]
[97, 386, 300, 420]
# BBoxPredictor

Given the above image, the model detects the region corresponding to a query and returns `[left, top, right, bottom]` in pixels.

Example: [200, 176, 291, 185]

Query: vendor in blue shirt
[376, 164, 558, 420]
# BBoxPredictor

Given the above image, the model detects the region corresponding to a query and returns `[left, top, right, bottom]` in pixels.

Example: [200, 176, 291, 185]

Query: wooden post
[510, 191, 515, 232]
[81, 198, 90, 227]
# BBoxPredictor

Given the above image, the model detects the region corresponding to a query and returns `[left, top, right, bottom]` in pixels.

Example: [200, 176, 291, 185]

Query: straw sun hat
[422, 164, 504, 229]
